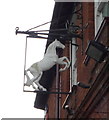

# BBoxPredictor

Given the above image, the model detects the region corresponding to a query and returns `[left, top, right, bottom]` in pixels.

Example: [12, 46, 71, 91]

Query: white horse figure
[24, 39, 70, 91]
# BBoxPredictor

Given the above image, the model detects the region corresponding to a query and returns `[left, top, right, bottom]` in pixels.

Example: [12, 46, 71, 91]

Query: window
[94, 1, 109, 34]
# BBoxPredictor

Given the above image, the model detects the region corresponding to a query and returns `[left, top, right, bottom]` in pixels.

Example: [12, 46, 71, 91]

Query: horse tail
[27, 68, 30, 71]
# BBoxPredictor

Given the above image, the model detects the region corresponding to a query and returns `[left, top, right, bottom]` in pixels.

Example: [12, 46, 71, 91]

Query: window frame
[94, 1, 109, 35]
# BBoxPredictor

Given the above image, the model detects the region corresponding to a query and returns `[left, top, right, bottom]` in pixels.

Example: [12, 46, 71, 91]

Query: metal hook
[15, 27, 19, 35]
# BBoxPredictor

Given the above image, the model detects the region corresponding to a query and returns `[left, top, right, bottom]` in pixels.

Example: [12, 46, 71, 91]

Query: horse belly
[38, 58, 56, 71]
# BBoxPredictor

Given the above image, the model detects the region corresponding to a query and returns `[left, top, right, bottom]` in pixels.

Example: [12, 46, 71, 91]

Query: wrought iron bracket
[15, 24, 87, 40]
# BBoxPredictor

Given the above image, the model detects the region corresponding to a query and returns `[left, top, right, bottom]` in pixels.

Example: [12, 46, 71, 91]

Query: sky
[0, 0, 55, 119]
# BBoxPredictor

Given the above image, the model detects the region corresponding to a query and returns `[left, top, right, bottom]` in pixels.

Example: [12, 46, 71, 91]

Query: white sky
[0, 0, 55, 119]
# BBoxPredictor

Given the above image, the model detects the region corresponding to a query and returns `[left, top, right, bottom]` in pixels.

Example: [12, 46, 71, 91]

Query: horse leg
[24, 67, 41, 87]
[35, 82, 47, 91]
[28, 67, 46, 91]
[34, 72, 47, 91]
[27, 74, 43, 90]
[63, 56, 70, 68]
[24, 70, 33, 86]
[29, 71, 46, 91]
[59, 61, 68, 72]
[56, 57, 70, 72]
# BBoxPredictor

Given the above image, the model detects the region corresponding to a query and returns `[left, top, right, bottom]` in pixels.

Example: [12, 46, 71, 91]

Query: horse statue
[24, 39, 70, 91]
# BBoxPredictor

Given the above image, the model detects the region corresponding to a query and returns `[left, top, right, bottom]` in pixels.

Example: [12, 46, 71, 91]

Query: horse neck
[46, 43, 56, 55]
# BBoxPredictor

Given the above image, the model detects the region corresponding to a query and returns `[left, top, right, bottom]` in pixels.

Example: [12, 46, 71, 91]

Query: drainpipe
[55, 64, 60, 119]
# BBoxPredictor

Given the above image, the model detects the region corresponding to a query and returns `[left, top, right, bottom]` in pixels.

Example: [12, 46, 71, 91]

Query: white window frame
[94, 1, 109, 35]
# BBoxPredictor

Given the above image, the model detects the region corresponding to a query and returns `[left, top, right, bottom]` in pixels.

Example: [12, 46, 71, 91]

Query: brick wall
[46, 3, 109, 119]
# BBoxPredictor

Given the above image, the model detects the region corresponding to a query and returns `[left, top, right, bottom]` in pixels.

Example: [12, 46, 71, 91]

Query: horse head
[54, 39, 65, 49]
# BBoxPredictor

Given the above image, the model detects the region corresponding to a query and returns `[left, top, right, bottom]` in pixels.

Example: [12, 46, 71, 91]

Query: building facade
[34, 2, 109, 119]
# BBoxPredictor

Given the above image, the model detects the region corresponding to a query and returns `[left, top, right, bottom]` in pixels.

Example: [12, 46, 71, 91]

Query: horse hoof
[38, 87, 47, 91]
[59, 68, 63, 72]
[38, 87, 43, 91]
[43, 88, 47, 91]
